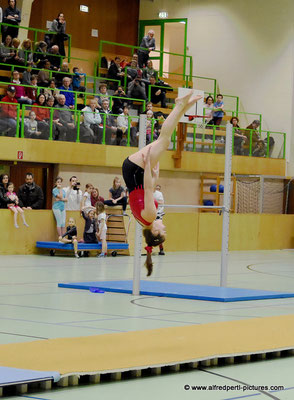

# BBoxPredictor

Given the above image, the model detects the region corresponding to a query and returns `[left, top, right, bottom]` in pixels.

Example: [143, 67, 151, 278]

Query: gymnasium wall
[139, 0, 294, 173]
[1, 210, 294, 255]
[28, 0, 139, 51]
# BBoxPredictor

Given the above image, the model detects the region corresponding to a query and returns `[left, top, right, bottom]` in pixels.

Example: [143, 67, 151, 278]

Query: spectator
[52, 176, 67, 237]
[244, 120, 265, 157]
[91, 187, 104, 207]
[32, 93, 50, 139]
[5, 181, 29, 228]
[0, 34, 13, 63]
[18, 172, 44, 209]
[212, 94, 224, 126]
[138, 30, 155, 68]
[127, 78, 147, 103]
[49, 13, 68, 57]
[54, 61, 72, 87]
[33, 41, 48, 68]
[204, 96, 214, 125]
[2, 0, 21, 41]
[80, 183, 93, 213]
[153, 184, 165, 255]
[146, 109, 158, 144]
[25, 74, 38, 103]
[64, 176, 83, 211]
[127, 59, 139, 83]
[45, 95, 60, 139]
[112, 85, 128, 115]
[58, 217, 79, 258]
[95, 83, 109, 110]
[11, 70, 32, 105]
[22, 66, 32, 85]
[149, 76, 167, 108]
[117, 106, 137, 146]
[230, 117, 247, 156]
[43, 78, 59, 103]
[81, 209, 98, 244]
[59, 76, 75, 109]
[9, 37, 23, 66]
[18, 39, 34, 66]
[37, 59, 51, 87]
[0, 173, 10, 209]
[0, 85, 19, 136]
[72, 67, 86, 93]
[54, 94, 77, 141]
[107, 56, 125, 87]
[104, 177, 127, 215]
[100, 98, 123, 145]
[142, 60, 158, 81]
[82, 99, 102, 144]
[95, 201, 108, 258]
[47, 45, 61, 70]
[24, 110, 43, 140]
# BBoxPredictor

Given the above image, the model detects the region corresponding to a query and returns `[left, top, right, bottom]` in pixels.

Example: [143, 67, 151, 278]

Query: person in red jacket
[11, 70, 33, 104]
[0, 85, 20, 136]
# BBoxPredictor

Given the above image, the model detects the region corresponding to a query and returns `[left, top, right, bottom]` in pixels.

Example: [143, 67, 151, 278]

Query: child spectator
[104, 177, 127, 215]
[52, 176, 67, 237]
[146, 109, 158, 144]
[204, 96, 214, 125]
[81, 183, 93, 213]
[6, 182, 29, 228]
[91, 188, 104, 207]
[117, 105, 138, 147]
[96, 201, 108, 258]
[22, 67, 32, 85]
[24, 111, 42, 139]
[230, 117, 247, 155]
[96, 83, 109, 110]
[212, 94, 224, 126]
[81, 209, 98, 244]
[59, 217, 79, 258]
[25, 74, 38, 102]
[72, 67, 86, 93]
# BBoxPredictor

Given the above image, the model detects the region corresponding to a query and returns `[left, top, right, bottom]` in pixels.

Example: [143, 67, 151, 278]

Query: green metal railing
[97, 40, 193, 79]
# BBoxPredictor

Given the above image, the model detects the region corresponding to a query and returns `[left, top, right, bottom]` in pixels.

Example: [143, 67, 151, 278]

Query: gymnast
[122, 91, 202, 276]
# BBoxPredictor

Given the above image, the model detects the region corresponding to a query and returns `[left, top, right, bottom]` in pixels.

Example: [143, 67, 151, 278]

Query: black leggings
[104, 197, 127, 211]
[122, 157, 144, 193]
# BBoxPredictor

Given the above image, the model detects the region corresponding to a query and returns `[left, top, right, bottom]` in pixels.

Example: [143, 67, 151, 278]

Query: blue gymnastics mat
[58, 280, 294, 302]
[36, 241, 129, 250]
[0, 366, 60, 386]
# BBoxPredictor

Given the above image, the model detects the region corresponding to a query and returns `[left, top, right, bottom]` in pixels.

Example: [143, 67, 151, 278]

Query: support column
[17, 0, 35, 43]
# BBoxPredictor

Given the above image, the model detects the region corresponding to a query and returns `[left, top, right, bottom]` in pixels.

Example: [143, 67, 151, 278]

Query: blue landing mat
[0, 366, 60, 386]
[36, 241, 129, 250]
[58, 280, 294, 302]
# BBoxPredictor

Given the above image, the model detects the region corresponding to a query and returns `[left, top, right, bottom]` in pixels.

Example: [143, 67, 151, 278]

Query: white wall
[140, 0, 294, 173]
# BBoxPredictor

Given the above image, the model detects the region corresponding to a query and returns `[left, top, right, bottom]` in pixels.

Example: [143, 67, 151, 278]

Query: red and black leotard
[122, 157, 158, 226]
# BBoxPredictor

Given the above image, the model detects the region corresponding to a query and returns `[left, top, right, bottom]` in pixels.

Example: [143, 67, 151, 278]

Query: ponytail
[143, 229, 165, 277]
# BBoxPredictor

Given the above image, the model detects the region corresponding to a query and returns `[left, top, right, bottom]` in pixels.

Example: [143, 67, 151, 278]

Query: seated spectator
[49, 13, 68, 57]
[24, 111, 43, 140]
[11, 70, 32, 105]
[2, 0, 21, 41]
[59, 76, 75, 108]
[91, 187, 104, 207]
[104, 177, 127, 215]
[54, 94, 77, 141]
[212, 94, 224, 126]
[82, 99, 102, 144]
[127, 78, 147, 102]
[0, 85, 19, 136]
[18, 172, 44, 210]
[47, 45, 61, 70]
[95, 83, 109, 110]
[45, 95, 60, 139]
[32, 93, 50, 139]
[64, 176, 83, 211]
[72, 67, 86, 93]
[0, 35, 13, 63]
[204, 96, 214, 125]
[0, 174, 10, 209]
[112, 86, 128, 115]
[8, 37, 24, 66]
[18, 39, 34, 66]
[54, 61, 72, 87]
[148, 75, 167, 108]
[142, 60, 158, 81]
[33, 41, 48, 68]
[126, 59, 139, 83]
[146, 109, 158, 144]
[22, 66, 32, 85]
[25, 74, 38, 103]
[107, 56, 125, 88]
[37, 59, 51, 87]
[244, 120, 265, 157]
[117, 106, 137, 146]
[43, 78, 59, 103]
[100, 98, 124, 145]
[230, 117, 247, 156]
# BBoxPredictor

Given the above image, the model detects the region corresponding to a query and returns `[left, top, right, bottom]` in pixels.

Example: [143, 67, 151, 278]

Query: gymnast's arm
[141, 148, 157, 223]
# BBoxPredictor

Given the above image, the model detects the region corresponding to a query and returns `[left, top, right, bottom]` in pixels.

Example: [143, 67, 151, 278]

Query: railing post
[212, 125, 216, 153]
[127, 116, 131, 147]
[266, 131, 270, 158]
[249, 129, 253, 156]
[193, 124, 196, 152]
[49, 108, 53, 140]
[283, 133, 286, 159]
[16, 104, 20, 138]
[76, 111, 80, 142]
[102, 113, 106, 144]
[20, 104, 25, 138]
[232, 127, 235, 155]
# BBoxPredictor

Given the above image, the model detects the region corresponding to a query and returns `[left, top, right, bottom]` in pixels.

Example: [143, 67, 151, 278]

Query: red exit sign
[17, 151, 23, 160]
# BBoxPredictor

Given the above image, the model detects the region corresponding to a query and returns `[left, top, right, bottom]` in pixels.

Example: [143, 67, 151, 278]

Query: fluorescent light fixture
[80, 5, 89, 12]
[159, 11, 168, 19]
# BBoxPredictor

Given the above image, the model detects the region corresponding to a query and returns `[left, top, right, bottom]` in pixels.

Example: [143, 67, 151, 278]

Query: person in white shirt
[95, 201, 107, 257]
[153, 184, 165, 255]
[80, 183, 93, 213]
[117, 105, 137, 146]
[64, 176, 83, 211]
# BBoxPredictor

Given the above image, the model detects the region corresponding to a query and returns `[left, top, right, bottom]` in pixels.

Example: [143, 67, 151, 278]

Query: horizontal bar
[163, 205, 224, 209]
